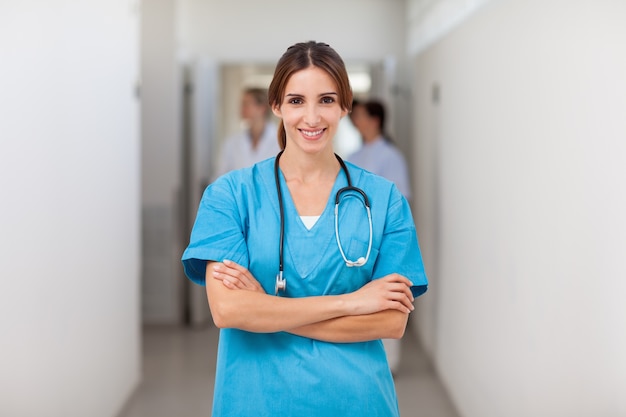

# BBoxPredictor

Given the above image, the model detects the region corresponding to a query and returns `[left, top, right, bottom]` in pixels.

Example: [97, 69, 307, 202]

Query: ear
[271, 104, 282, 118]
[340, 107, 349, 118]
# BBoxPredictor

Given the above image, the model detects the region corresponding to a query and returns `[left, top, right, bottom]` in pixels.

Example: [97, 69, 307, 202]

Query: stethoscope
[273, 150, 373, 295]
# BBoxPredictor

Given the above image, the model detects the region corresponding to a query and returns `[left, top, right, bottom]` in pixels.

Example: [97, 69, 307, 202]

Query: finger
[387, 287, 415, 311]
[384, 289, 414, 312]
[212, 268, 243, 289]
[222, 260, 253, 285]
[386, 280, 415, 302]
[223, 260, 262, 290]
[214, 261, 250, 287]
[391, 294, 414, 312]
[397, 282, 415, 302]
[395, 300, 413, 314]
[389, 273, 414, 288]
[211, 263, 226, 281]
[228, 268, 258, 290]
[212, 263, 249, 289]
[223, 259, 246, 271]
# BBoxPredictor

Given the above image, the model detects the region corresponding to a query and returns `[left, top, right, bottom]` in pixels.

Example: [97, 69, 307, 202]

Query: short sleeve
[181, 176, 249, 285]
[373, 186, 428, 298]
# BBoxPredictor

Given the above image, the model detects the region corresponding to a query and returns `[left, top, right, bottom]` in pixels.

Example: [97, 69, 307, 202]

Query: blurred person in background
[214, 87, 279, 179]
[348, 98, 412, 375]
[348, 99, 411, 200]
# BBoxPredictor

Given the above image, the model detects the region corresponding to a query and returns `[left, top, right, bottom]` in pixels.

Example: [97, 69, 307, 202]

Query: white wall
[176, 0, 408, 63]
[407, 0, 495, 55]
[141, 0, 184, 325]
[0, 2, 141, 416]
[406, 0, 497, 361]
[411, 1, 626, 416]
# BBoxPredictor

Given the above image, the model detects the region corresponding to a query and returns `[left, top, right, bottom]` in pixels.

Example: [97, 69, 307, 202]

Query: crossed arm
[205, 260, 415, 343]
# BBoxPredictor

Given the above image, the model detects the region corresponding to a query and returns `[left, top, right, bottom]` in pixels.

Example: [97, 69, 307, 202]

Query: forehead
[284, 66, 338, 93]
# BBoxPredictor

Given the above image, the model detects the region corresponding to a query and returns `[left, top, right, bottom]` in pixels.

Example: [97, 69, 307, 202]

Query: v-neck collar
[275, 164, 346, 232]
[275, 163, 349, 279]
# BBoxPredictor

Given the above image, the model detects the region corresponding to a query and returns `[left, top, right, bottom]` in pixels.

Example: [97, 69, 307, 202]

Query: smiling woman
[181, 40, 428, 417]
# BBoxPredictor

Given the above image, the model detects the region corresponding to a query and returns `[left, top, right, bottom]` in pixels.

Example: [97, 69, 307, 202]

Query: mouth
[299, 128, 325, 139]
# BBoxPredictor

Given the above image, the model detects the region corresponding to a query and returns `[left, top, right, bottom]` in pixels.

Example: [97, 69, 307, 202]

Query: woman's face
[272, 66, 348, 155]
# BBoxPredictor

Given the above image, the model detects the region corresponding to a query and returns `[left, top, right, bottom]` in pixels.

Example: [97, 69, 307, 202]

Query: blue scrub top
[182, 157, 428, 417]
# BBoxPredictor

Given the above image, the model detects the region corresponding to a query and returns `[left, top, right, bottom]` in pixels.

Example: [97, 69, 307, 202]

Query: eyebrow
[285, 92, 339, 97]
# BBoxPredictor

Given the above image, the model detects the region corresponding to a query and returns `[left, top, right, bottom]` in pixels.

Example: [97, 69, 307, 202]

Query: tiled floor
[118, 323, 459, 417]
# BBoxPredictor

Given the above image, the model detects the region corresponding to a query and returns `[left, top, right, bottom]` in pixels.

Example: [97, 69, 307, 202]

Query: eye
[321, 96, 335, 104]
[286, 96, 303, 105]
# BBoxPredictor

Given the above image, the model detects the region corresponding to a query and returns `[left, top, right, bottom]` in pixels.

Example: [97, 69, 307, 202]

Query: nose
[304, 103, 321, 126]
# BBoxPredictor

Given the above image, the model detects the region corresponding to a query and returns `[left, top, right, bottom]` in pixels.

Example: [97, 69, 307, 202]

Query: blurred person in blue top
[182, 41, 427, 417]
[213, 87, 279, 179]
[348, 98, 413, 374]
[348, 99, 411, 200]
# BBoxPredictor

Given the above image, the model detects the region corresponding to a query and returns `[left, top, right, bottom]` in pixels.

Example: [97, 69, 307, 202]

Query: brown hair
[268, 41, 353, 150]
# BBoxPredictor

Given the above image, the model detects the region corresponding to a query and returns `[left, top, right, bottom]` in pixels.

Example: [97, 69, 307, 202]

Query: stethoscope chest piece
[275, 271, 286, 295]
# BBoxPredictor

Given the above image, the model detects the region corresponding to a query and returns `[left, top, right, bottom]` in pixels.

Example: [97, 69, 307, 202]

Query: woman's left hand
[211, 260, 266, 293]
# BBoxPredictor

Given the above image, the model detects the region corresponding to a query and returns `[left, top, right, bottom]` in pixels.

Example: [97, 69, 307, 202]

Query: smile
[301, 129, 325, 137]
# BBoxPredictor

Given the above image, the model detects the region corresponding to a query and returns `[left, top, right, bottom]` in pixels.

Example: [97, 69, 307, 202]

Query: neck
[278, 148, 339, 184]
[362, 131, 382, 144]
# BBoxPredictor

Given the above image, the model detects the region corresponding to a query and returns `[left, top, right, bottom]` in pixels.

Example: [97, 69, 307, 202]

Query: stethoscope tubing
[273, 151, 372, 295]
[334, 194, 372, 268]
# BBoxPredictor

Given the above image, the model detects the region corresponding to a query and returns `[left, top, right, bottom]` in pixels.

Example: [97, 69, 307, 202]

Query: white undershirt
[300, 215, 320, 230]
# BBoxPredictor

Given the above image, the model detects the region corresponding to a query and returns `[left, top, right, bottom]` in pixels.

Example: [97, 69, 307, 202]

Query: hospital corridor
[3, 1, 626, 417]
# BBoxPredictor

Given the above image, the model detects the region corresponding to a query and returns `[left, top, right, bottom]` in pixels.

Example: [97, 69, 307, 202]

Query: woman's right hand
[342, 274, 415, 315]
[211, 260, 266, 294]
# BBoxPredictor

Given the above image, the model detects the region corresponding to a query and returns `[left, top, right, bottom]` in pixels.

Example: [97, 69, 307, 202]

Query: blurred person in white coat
[348, 99, 412, 375]
[214, 87, 279, 179]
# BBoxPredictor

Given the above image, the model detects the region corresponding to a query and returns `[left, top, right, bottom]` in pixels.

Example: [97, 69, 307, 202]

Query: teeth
[302, 129, 323, 137]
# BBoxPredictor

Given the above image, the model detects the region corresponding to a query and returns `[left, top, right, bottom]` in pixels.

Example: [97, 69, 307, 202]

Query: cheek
[281, 110, 302, 126]
[323, 109, 343, 126]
